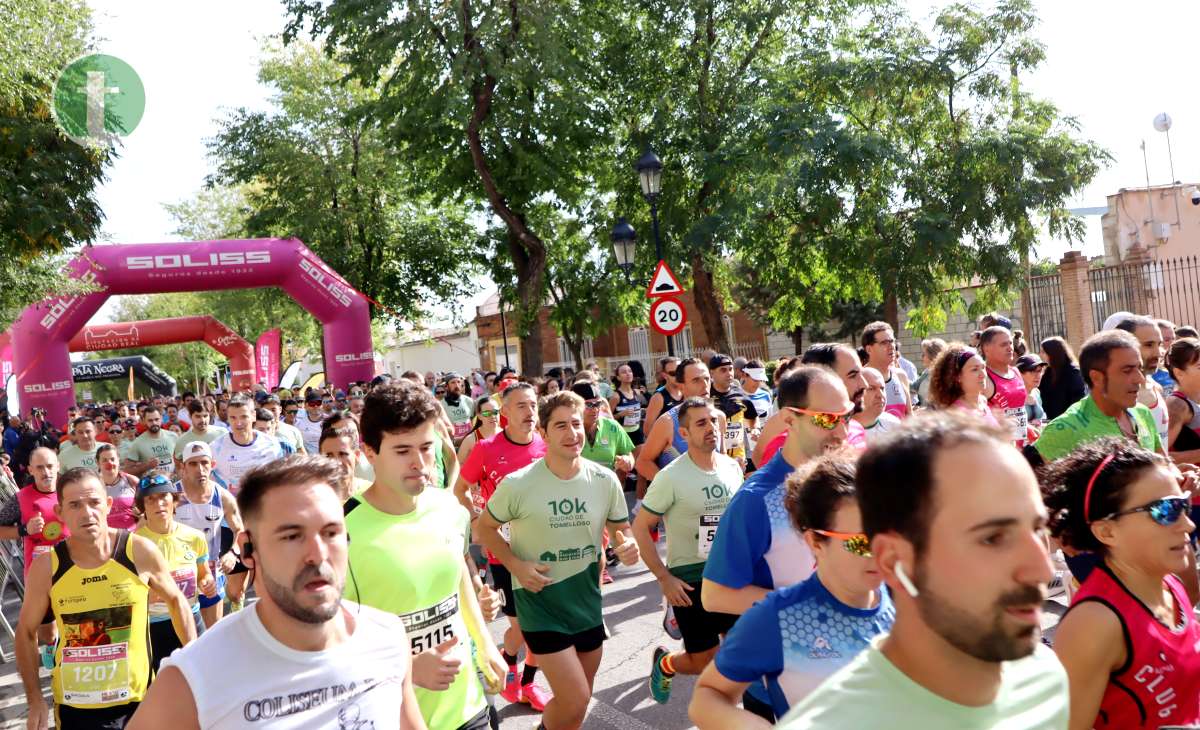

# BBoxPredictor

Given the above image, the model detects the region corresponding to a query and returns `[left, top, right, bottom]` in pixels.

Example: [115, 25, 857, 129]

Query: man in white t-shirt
[295, 393, 326, 454]
[210, 399, 284, 495]
[855, 368, 901, 442]
[128, 456, 425, 730]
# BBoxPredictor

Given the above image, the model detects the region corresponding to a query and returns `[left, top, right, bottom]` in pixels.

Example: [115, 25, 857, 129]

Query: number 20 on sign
[649, 296, 687, 337]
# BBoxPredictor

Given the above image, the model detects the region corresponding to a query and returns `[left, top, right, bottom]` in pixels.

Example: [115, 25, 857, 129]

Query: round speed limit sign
[649, 296, 687, 337]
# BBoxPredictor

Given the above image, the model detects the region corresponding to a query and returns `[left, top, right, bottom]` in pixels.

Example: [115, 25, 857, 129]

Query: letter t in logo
[81, 71, 119, 140]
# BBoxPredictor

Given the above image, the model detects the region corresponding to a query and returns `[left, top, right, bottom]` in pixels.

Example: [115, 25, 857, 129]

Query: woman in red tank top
[1043, 438, 1200, 730]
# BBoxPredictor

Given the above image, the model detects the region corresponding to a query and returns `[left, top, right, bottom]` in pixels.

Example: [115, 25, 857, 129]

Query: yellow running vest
[49, 530, 151, 709]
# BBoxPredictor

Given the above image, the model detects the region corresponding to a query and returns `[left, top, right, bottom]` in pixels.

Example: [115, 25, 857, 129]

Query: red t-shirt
[459, 430, 546, 564]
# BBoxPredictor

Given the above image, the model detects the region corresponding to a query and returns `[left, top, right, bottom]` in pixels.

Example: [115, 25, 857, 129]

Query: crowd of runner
[6, 309, 1200, 728]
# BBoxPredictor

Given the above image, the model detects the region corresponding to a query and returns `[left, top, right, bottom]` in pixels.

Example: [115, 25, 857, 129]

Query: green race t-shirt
[57, 441, 99, 471]
[172, 427, 227, 458]
[1033, 395, 1161, 462]
[486, 458, 629, 634]
[343, 487, 484, 730]
[129, 431, 178, 471]
[580, 417, 634, 471]
[642, 451, 744, 582]
[777, 637, 1068, 729]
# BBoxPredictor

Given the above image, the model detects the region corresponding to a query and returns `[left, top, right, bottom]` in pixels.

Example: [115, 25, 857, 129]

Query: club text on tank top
[986, 366, 1028, 446]
[1067, 565, 1200, 728]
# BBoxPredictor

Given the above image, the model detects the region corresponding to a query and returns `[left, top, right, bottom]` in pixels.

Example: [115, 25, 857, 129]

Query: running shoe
[1046, 570, 1066, 599]
[500, 670, 522, 703]
[662, 601, 681, 641]
[605, 546, 618, 567]
[648, 646, 672, 704]
[601, 567, 614, 584]
[521, 682, 552, 712]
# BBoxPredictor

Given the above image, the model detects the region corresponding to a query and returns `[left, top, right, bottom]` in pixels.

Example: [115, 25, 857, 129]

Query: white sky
[86, 0, 1200, 324]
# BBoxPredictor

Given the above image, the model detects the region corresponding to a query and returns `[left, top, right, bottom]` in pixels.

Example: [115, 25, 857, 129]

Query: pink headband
[1083, 454, 1117, 524]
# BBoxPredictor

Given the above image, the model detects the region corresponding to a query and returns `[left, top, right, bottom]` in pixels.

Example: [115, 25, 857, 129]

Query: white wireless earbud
[894, 561, 920, 598]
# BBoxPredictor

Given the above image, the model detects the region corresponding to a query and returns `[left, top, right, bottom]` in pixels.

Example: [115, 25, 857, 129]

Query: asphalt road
[486, 540, 703, 730]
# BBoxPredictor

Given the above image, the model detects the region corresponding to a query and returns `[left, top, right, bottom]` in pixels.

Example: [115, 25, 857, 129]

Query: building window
[557, 337, 594, 364]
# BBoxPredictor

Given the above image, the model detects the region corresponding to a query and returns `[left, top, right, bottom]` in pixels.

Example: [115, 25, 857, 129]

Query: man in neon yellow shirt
[345, 381, 506, 730]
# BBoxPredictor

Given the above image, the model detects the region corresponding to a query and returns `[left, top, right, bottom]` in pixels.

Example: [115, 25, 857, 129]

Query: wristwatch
[16, 522, 27, 537]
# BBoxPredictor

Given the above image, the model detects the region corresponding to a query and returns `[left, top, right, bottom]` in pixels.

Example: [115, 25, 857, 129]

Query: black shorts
[522, 624, 606, 655]
[489, 563, 517, 618]
[56, 702, 138, 729]
[626, 427, 645, 447]
[672, 579, 738, 654]
[741, 690, 776, 723]
[456, 705, 493, 730]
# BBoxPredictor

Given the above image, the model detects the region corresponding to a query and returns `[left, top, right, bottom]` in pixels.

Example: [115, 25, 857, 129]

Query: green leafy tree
[604, 0, 867, 355]
[743, 0, 1107, 336]
[207, 41, 482, 328]
[0, 0, 110, 327]
[282, 1, 617, 374]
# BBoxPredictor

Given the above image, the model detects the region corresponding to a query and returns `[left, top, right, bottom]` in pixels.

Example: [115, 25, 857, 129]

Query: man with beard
[701, 367, 852, 721]
[861, 322, 912, 419]
[124, 407, 178, 477]
[777, 412, 1068, 729]
[129, 456, 424, 730]
[172, 400, 228, 464]
[345, 381, 505, 730]
[1035, 330, 1166, 463]
[440, 373, 476, 445]
[1114, 315, 1171, 446]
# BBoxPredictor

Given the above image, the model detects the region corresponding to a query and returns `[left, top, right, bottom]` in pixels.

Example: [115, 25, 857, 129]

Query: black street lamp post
[635, 148, 673, 355]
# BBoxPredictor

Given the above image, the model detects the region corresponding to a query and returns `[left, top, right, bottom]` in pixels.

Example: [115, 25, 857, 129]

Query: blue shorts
[198, 570, 226, 608]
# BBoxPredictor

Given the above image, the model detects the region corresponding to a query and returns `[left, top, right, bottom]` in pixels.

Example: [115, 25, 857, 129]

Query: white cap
[1102, 311, 1135, 331]
[744, 367, 769, 383]
[180, 441, 212, 462]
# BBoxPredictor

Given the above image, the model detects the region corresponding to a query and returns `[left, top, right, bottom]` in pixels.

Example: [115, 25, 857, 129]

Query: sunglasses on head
[812, 529, 872, 557]
[1099, 491, 1192, 527]
[785, 406, 853, 431]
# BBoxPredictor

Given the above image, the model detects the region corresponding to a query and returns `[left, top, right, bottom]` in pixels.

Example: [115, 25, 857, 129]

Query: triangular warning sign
[646, 260, 685, 298]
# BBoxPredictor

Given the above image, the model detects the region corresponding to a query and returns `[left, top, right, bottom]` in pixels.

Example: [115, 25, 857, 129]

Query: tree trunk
[884, 292, 899, 332]
[790, 326, 804, 356]
[465, 70, 547, 376]
[691, 253, 730, 355]
[506, 228, 546, 376]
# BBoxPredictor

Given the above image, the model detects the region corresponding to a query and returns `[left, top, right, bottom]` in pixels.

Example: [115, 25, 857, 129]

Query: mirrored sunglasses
[1101, 492, 1192, 527]
[811, 529, 872, 557]
[785, 406, 853, 431]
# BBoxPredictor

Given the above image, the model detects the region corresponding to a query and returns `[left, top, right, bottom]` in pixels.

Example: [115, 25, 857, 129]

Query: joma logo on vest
[81, 575, 109, 585]
[548, 498, 588, 516]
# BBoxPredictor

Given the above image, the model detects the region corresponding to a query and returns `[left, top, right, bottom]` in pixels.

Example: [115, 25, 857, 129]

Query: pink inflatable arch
[68, 316, 257, 392]
[11, 239, 373, 421]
